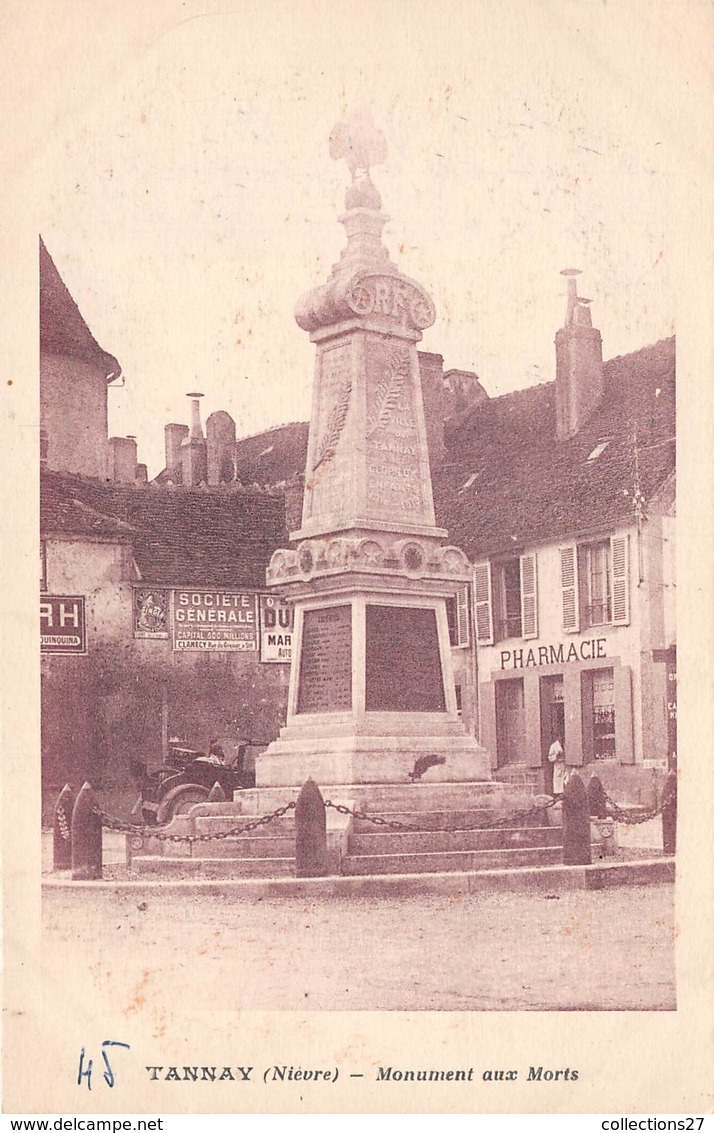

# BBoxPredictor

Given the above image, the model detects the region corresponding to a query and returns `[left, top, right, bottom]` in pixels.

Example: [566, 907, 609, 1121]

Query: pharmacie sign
[259, 595, 294, 663]
[40, 595, 87, 655]
[500, 637, 608, 670]
[171, 590, 258, 652]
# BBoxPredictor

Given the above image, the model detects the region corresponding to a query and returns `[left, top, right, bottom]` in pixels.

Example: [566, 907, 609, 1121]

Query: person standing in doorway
[548, 736, 567, 795]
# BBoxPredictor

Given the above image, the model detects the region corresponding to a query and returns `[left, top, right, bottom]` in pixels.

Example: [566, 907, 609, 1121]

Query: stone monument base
[256, 712, 491, 786]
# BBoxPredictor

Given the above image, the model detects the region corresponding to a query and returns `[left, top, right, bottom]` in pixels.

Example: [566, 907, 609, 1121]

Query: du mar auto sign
[260, 595, 294, 662]
[40, 595, 87, 655]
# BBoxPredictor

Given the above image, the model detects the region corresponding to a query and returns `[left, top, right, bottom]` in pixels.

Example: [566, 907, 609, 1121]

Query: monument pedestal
[257, 569, 490, 787]
[256, 733, 489, 788]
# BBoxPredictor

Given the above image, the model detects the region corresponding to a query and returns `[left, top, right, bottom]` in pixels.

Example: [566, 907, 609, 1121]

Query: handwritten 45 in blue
[77, 1041, 131, 1090]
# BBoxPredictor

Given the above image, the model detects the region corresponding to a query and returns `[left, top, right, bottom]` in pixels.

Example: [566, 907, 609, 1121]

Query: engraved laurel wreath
[367, 346, 410, 437]
[313, 380, 353, 470]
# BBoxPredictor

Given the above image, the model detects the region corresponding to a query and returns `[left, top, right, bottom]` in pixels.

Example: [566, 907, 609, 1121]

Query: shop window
[591, 668, 616, 760]
[446, 587, 470, 647]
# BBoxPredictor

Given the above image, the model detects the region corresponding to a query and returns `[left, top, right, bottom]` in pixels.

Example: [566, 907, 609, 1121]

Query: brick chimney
[181, 392, 208, 486]
[555, 269, 604, 440]
[207, 410, 237, 484]
[443, 367, 489, 418]
[165, 423, 189, 476]
[109, 436, 138, 483]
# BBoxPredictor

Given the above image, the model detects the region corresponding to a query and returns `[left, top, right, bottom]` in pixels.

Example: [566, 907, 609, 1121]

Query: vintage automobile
[129, 740, 262, 825]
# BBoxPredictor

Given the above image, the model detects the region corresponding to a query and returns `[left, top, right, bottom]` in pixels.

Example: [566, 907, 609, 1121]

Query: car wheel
[156, 784, 210, 824]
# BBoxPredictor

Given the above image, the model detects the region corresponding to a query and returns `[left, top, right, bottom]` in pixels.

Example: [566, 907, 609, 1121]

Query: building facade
[39, 243, 293, 815]
[434, 282, 676, 802]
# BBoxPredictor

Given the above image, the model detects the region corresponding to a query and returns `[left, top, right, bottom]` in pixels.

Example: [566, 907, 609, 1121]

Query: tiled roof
[234, 422, 309, 487]
[433, 337, 676, 558]
[39, 238, 120, 378]
[227, 337, 675, 560]
[44, 336, 673, 576]
[41, 476, 137, 539]
[41, 471, 287, 588]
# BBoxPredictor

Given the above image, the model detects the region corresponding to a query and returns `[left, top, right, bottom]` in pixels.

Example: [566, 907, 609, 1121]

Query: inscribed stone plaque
[365, 605, 446, 712]
[365, 338, 427, 524]
[305, 342, 353, 521]
[297, 604, 352, 713]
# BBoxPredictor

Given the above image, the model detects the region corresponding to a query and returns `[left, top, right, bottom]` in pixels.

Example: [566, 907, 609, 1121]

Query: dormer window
[586, 441, 610, 462]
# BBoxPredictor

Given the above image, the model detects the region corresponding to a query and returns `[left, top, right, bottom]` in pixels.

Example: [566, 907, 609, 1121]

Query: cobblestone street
[42, 880, 675, 1012]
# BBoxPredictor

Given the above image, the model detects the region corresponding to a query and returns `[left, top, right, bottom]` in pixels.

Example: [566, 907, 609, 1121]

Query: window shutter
[520, 553, 538, 639]
[456, 585, 470, 647]
[611, 534, 630, 625]
[560, 545, 580, 633]
[472, 562, 494, 645]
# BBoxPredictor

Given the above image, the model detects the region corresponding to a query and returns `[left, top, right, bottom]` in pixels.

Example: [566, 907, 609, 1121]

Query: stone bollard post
[295, 777, 329, 877]
[587, 774, 608, 818]
[71, 782, 103, 880]
[661, 769, 677, 855]
[53, 784, 76, 870]
[207, 781, 227, 803]
[562, 772, 591, 866]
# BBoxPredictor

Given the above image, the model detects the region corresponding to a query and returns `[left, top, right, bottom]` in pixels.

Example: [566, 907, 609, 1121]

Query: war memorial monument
[258, 111, 491, 790]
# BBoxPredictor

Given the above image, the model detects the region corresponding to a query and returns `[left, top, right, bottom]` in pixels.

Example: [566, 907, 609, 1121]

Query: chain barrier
[95, 802, 296, 845]
[602, 790, 665, 826]
[324, 794, 563, 834]
[92, 782, 670, 847]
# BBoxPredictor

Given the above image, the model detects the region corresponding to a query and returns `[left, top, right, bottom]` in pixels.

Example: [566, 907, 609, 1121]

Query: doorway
[540, 675, 565, 792]
[496, 678, 526, 766]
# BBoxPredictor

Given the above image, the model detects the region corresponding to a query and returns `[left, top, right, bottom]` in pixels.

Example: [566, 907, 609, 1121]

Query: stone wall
[41, 538, 291, 818]
[41, 353, 109, 478]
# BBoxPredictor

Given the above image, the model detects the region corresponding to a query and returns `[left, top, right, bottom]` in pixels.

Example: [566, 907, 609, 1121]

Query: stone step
[227, 781, 535, 815]
[186, 836, 295, 859]
[193, 815, 296, 835]
[341, 845, 563, 876]
[335, 784, 533, 813]
[351, 807, 552, 832]
[494, 768, 543, 786]
[130, 856, 294, 880]
[348, 825, 561, 855]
